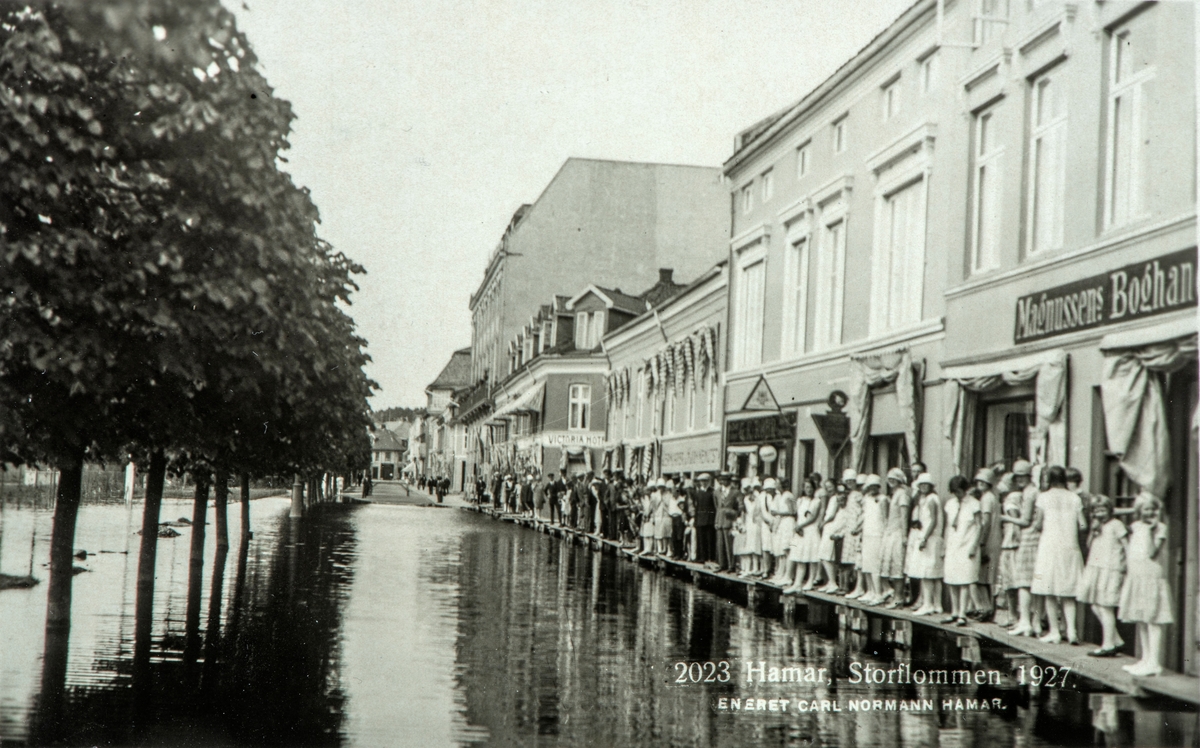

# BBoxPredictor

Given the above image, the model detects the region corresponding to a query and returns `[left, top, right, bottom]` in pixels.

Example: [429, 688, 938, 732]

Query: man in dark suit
[688, 473, 718, 566]
[713, 472, 741, 572]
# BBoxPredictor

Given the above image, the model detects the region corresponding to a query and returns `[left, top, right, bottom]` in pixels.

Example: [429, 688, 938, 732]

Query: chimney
[658, 268, 674, 285]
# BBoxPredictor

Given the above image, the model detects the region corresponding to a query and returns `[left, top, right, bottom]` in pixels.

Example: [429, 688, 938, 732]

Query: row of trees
[0, 0, 374, 632]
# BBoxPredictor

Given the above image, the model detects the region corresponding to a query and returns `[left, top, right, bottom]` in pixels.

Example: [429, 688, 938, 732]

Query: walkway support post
[290, 473, 303, 518]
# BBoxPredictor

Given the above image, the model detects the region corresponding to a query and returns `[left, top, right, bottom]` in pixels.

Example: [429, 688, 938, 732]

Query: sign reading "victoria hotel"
[1013, 248, 1197, 344]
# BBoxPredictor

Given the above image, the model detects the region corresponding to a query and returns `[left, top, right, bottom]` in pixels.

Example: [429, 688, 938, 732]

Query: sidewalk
[350, 482, 475, 508]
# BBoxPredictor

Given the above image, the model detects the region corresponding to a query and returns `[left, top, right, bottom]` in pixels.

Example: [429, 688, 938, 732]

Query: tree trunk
[134, 452, 166, 655]
[240, 472, 251, 536]
[290, 473, 303, 518]
[184, 471, 210, 668]
[45, 448, 84, 630]
[213, 466, 229, 550]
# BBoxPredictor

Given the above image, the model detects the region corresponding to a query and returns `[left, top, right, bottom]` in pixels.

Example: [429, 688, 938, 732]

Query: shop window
[869, 434, 909, 477]
[569, 384, 591, 431]
[1105, 14, 1155, 229]
[973, 396, 1035, 472]
[798, 439, 815, 482]
[1027, 67, 1066, 255]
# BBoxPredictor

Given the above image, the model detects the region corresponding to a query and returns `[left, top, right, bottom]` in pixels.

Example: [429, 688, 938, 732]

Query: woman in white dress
[1031, 465, 1086, 644]
[942, 475, 981, 626]
[906, 473, 945, 616]
[784, 477, 823, 593]
[770, 487, 797, 584]
[858, 475, 887, 604]
[740, 480, 764, 576]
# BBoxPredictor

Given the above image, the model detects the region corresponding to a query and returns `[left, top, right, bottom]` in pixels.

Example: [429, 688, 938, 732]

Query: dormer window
[574, 310, 605, 349]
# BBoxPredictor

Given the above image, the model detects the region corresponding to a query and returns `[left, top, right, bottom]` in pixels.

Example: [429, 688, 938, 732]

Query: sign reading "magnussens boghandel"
[1013, 247, 1196, 344]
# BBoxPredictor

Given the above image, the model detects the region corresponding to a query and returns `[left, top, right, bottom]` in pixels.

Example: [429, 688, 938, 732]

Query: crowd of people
[475, 458, 1174, 677]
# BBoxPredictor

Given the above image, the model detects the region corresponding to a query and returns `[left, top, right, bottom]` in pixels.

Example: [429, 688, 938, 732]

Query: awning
[491, 382, 546, 420]
[1100, 314, 1196, 351]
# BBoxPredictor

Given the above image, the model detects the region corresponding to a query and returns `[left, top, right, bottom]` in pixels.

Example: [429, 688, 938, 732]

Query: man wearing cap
[970, 467, 1001, 621]
[687, 473, 718, 566]
[713, 473, 741, 572]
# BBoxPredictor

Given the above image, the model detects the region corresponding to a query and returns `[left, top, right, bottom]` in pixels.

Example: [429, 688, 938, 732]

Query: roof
[725, 0, 929, 175]
[565, 284, 648, 315]
[426, 347, 472, 391]
[638, 276, 688, 309]
[371, 429, 406, 452]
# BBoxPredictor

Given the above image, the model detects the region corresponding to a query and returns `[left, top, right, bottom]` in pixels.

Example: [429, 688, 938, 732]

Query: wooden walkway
[467, 505, 1198, 707]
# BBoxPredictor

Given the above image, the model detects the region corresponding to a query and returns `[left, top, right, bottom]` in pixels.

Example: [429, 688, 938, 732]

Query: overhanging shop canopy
[491, 382, 546, 421]
[942, 349, 1068, 474]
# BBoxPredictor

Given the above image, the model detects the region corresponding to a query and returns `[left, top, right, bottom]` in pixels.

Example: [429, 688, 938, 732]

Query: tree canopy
[0, 0, 374, 478]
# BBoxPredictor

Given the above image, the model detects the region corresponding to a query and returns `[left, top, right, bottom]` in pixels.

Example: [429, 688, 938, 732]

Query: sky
[228, 0, 914, 409]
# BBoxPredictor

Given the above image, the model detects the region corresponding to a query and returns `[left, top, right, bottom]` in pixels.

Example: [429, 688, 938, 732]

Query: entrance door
[976, 397, 1035, 472]
[869, 434, 908, 477]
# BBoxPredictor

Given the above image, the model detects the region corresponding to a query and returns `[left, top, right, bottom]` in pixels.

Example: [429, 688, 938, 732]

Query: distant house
[370, 429, 407, 481]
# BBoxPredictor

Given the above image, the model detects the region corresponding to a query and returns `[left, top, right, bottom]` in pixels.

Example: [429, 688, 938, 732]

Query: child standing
[1118, 494, 1173, 676]
[1076, 494, 1127, 657]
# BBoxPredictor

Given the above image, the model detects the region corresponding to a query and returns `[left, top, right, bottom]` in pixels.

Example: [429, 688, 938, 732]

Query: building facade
[603, 262, 728, 479]
[423, 348, 472, 489]
[721, 0, 1194, 672]
[459, 158, 730, 482]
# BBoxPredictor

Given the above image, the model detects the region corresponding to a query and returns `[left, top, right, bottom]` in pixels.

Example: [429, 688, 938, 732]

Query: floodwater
[0, 498, 1194, 747]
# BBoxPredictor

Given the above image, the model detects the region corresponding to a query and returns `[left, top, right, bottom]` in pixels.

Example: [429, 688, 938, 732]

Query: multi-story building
[458, 157, 730, 480]
[603, 262, 728, 479]
[721, 0, 1194, 674]
[368, 428, 406, 481]
[423, 347, 472, 487]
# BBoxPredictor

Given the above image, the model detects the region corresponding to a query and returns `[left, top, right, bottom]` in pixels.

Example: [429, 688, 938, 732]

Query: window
[882, 78, 901, 121]
[974, 0, 1009, 45]
[741, 182, 754, 214]
[760, 168, 774, 202]
[813, 218, 846, 349]
[568, 384, 591, 430]
[733, 252, 766, 368]
[781, 233, 810, 356]
[971, 104, 1004, 272]
[832, 116, 847, 154]
[871, 178, 926, 335]
[920, 51, 937, 94]
[574, 310, 604, 349]
[541, 321, 553, 352]
[796, 142, 810, 178]
[1105, 19, 1155, 229]
[1027, 69, 1066, 254]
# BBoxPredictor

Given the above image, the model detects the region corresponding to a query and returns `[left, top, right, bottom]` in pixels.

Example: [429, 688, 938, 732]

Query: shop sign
[740, 375, 781, 412]
[660, 433, 722, 472]
[539, 431, 606, 447]
[1014, 247, 1197, 344]
[726, 412, 796, 444]
[810, 390, 850, 457]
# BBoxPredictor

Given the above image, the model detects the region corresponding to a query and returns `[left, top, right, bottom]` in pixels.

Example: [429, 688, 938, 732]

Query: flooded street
[0, 499, 1195, 747]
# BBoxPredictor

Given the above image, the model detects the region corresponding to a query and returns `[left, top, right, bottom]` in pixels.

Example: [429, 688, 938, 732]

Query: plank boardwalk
[467, 505, 1199, 706]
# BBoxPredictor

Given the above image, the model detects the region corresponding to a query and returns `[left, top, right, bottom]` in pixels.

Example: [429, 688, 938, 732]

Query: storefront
[724, 410, 797, 490]
[659, 431, 722, 477]
[542, 431, 604, 477]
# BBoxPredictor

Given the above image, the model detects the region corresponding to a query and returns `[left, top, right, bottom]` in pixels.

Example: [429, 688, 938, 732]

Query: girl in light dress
[994, 472, 1021, 626]
[739, 479, 765, 577]
[782, 478, 819, 594]
[971, 468, 1002, 622]
[1030, 465, 1086, 644]
[1118, 494, 1174, 677]
[638, 486, 656, 555]
[843, 472, 867, 600]
[1000, 461, 1041, 637]
[942, 475, 981, 626]
[1075, 494, 1126, 657]
[760, 480, 781, 579]
[857, 475, 886, 604]
[906, 473, 944, 616]
[653, 480, 672, 555]
[770, 489, 797, 585]
[878, 468, 910, 609]
[817, 482, 849, 593]
[731, 479, 749, 573]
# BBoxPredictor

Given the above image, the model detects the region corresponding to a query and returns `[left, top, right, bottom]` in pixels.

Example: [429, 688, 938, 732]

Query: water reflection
[0, 500, 1194, 747]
